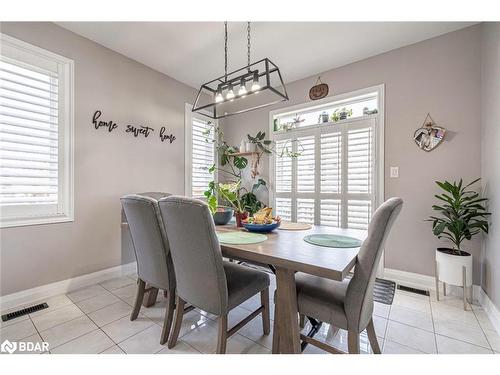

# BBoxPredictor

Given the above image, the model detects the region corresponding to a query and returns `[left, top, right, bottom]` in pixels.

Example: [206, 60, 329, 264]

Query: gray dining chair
[121, 192, 188, 345]
[273, 197, 403, 354]
[158, 196, 271, 354]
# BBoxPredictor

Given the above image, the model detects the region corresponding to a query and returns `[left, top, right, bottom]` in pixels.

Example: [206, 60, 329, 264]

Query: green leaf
[233, 156, 248, 169]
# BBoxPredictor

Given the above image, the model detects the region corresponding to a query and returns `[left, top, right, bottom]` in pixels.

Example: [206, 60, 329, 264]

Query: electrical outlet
[390, 167, 399, 178]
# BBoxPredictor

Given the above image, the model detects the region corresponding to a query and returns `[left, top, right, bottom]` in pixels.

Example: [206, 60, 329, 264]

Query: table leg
[275, 266, 301, 354]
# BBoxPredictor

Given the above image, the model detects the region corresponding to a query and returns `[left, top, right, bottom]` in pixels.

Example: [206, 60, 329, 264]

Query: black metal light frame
[192, 58, 289, 119]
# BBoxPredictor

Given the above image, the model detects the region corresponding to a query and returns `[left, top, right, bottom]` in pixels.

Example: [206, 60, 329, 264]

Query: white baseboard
[477, 287, 500, 334]
[383, 268, 436, 291]
[0, 262, 137, 312]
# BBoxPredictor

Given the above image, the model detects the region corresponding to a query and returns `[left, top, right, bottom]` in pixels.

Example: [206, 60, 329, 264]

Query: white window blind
[0, 34, 74, 228]
[272, 90, 380, 231]
[186, 111, 215, 198]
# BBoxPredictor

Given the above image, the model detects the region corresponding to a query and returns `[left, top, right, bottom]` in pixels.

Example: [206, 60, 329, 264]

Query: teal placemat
[217, 231, 268, 245]
[303, 234, 362, 248]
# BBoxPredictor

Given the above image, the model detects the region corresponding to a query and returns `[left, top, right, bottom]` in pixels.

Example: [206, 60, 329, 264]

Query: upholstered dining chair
[158, 196, 271, 354]
[273, 197, 403, 354]
[121, 192, 188, 345]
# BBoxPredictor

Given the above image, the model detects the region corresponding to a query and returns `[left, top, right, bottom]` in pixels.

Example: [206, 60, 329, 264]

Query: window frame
[184, 103, 217, 198]
[268, 84, 385, 227]
[0, 34, 74, 228]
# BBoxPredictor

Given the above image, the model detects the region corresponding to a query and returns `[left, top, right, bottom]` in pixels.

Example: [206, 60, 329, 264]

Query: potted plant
[428, 178, 490, 306]
[331, 107, 353, 122]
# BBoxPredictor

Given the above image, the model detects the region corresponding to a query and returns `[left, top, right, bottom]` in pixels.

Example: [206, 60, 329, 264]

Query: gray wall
[0, 22, 196, 296]
[222, 25, 483, 282]
[480, 23, 500, 309]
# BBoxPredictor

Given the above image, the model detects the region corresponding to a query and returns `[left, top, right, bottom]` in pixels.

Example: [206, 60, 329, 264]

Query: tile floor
[1, 272, 500, 354]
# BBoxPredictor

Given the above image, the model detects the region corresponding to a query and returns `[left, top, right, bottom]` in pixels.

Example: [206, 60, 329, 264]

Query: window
[0, 34, 74, 228]
[270, 86, 384, 231]
[184, 104, 216, 198]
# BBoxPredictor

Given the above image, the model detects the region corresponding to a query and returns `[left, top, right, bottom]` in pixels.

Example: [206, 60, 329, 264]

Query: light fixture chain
[247, 22, 251, 70]
[224, 21, 228, 82]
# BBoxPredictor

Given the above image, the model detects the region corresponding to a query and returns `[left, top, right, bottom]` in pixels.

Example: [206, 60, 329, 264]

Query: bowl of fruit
[242, 208, 281, 233]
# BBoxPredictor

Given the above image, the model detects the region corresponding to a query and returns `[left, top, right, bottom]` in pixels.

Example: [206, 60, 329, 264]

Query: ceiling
[57, 22, 475, 89]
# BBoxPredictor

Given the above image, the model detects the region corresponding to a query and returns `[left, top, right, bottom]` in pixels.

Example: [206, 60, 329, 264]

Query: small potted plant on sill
[428, 178, 490, 309]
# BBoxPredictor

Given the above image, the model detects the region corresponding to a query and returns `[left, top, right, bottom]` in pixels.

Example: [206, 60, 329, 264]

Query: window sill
[0, 214, 74, 229]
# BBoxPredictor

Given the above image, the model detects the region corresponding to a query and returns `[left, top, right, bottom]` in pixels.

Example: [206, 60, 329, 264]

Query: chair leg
[167, 296, 186, 349]
[272, 303, 280, 353]
[260, 288, 271, 335]
[143, 286, 159, 307]
[130, 279, 146, 321]
[347, 331, 360, 354]
[216, 315, 228, 354]
[160, 290, 175, 345]
[366, 318, 381, 354]
[299, 314, 305, 329]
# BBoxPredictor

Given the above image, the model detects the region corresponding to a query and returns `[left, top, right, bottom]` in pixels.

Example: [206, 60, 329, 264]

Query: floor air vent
[397, 284, 430, 296]
[1, 302, 49, 322]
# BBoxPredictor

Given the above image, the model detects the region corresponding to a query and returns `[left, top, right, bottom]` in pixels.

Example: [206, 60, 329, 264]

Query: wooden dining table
[216, 224, 366, 354]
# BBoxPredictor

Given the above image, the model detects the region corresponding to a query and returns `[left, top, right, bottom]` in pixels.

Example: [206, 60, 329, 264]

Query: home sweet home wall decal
[91, 110, 176, 144]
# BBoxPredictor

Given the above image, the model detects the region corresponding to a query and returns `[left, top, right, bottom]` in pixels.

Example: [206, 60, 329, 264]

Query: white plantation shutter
[190, 117, 215, 198]
[0, 35, 74, 227]
[272, 108, 378, 231]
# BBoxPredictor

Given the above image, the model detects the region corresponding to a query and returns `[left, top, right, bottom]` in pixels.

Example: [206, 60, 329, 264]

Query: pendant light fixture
[192, 22, 288, 119]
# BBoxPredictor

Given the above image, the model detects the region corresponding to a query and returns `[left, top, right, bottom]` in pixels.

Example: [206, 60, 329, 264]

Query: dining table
[216, 224, 367, 354]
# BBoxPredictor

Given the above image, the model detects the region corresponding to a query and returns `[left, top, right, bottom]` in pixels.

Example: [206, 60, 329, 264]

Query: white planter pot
[435, 248, 472, 287]
[246, 143, 256, 152]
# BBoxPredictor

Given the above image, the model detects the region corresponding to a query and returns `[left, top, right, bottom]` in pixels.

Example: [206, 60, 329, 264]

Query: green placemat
[303, 234, 362, 248]
[217, 231, 268, 245]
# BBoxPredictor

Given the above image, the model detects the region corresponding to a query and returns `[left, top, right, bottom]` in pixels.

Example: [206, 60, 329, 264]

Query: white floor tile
[0, 318, 37, 341]
[156, 340, 200, 354]
[177, 309, 215, 338]
[473, 308, 497, 332]
[110, 284, 137, 306]
[383, 339, 424, 354]
[483, 328, 500, 352]
[75, 291, 121, 314]
[28, 295, 74, 318]
[66, 284, 109, 303]
[389, 305, 434, 332]
[385, 320, 437, 353]
[372, 315, 388, 339]
[40, 316, 98, 349]
[431, 301, 479, 327]
[433, 318, 489, 348]
[237, 315, 273, 349]
[180, 320, 220, 353]
[226, 333, 270, 354]
[31, 304, 84, 331]
[436, 334, 493, 354]
[100, 345, 125, 354]
[118, 324, 165, 354]
[373, 302, 391, 319]
[88, 301, 132, 327]
[51, 329, 115, 354]
[99, 276, 136, 291]
[392, 293, 431, 314]
[101, 314, 154, 343]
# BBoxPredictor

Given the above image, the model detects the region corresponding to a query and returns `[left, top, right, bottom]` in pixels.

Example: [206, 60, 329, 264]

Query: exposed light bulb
[215, 86, 224, 103]
[226, 83, 235, 100]
[238, 78, 247, 96]
[251, 71, 260, 92]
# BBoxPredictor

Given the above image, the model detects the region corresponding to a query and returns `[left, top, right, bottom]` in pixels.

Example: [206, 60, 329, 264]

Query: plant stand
[435, 249, 473, 310]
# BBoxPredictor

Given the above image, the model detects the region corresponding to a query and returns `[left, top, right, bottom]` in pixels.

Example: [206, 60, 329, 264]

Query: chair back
[158, 196, 228, 315]
[120, 193, 175, 291]
[345, 197, 403, 331]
